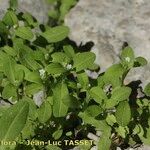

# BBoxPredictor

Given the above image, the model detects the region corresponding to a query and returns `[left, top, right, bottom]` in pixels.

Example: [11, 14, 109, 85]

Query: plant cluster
[0, 0, 150, 150]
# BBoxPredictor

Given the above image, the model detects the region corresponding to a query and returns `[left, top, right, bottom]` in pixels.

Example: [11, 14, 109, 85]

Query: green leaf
[59, 0, 77, 20]
[116, 126, 126, 138]
[106, 114, 116, 126]
[3, 10, 18, 26]
[38, 101, 52, 123]
[89, 86, 107, 104]
[103, 64, 124, 87]
[106, 86, 131, 108]
[121, 46, 135, 69]
[52, 130, 63, 140]
[25, 71, 42, 84]
[85, 105, 103, 117]
[115, 101, 131, 127]
[77, 72, 89, 89]
[9, 0, 18, 9]
[2, 83, 17, 101]
[0, 21, 8, 34]
[0, 100, 29, 141]
[3, 56, 16, 85]
[63, 45, 75, 58]
[144, 83, 150, 97]
[15, 26, 34, 40]
[46, 63, 66, 75]
[73, 52, 96, 72]
[25, 83, 43, 95]
[79, 112, 108, 131]
[42, 26, 69, 43]
[52, 82, 69, 117]
[134, 57, 147, 67]
[51, 52, 70, 64]
[2, 46, 17, 57]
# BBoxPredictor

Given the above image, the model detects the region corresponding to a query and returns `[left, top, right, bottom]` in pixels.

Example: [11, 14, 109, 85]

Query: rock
[65, 0, 150, 83]
[0, 0, 50, 23]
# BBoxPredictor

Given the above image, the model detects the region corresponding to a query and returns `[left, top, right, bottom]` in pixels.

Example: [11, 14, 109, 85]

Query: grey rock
[0, 0, 50, 23]
[33, 90, 44, 107]
[65, 0, 150, 82]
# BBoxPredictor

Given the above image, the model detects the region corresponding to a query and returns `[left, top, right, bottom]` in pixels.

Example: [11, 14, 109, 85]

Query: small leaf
[0, 21, 8, 34]
[15, 26, 34, 40]
[106, 114, 116, 126]
[46, 63, 66, 75]
[3, 10, 18, 26]
[2, 46, 17, 57]
[134, 57, 147, 67]
[0, 100, 29, 141]
[89, 86, 107, 104]
[63, 45, 75, 58]
[9, 0, 18, 9]
[77, 72, 89, 89]
[116, 126, 126, 138]
[51, 52, 70, 64]
[144, 83, 150, 97]
[42, 26, 69, 43]
[121, 46, 135, 69]
[115, 101, 131, 127]
[73, 52, 96, 72]
[38, 101, 52, 123]
[52, 130, 63, 140]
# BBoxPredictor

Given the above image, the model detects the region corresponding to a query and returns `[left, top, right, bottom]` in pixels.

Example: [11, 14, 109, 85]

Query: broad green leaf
[53, 82, 69, 117]
[121, 46, 135, 69]
[21, 120, 36, 139]
[3, 10, 18, 26]
[38, 101, 52, 123]
[115, 101, 131, 127]
[52, 130, 63, 140]
[25, 83, 43, 95]
[79, 112, 108, 131]
[98, 130, 111, 150]
[9, 0, 18, 9]
[51, 52, 70, 64]
[15, 26, 34, 40]
[22, 12, 38, 27]
[134, 57, 147, 67]
[0, 100, 29, 141]
[2, 84, 17, 101]
[2, 46, 17, 57]
[3, 56, 16, 85]
[22, 97, 37, 120]
[106, 86, 131, 108]
[42, 26, 69, 43]
[0, 21, 8, 34]
[73, 52, 96, 72]
[25, 71, 42, 84]
[46, 63, 66, 75]
[144, 83, 150, 97]
[89, 86, 107, 104]
[63, 45, 75, 58]
[77, 72, 89, 89]
[103, 64, 124, 87]
[85, 105, 103, 117]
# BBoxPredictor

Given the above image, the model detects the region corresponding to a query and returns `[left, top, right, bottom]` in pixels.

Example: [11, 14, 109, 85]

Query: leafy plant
[0, 1, 150, 150]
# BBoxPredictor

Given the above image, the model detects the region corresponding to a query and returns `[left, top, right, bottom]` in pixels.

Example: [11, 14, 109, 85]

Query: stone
[65, 0, 150, 84]
[0, 0, 50, 23]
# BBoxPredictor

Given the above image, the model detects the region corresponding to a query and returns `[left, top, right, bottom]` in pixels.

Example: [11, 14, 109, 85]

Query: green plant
[0, 1, 150, 150]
